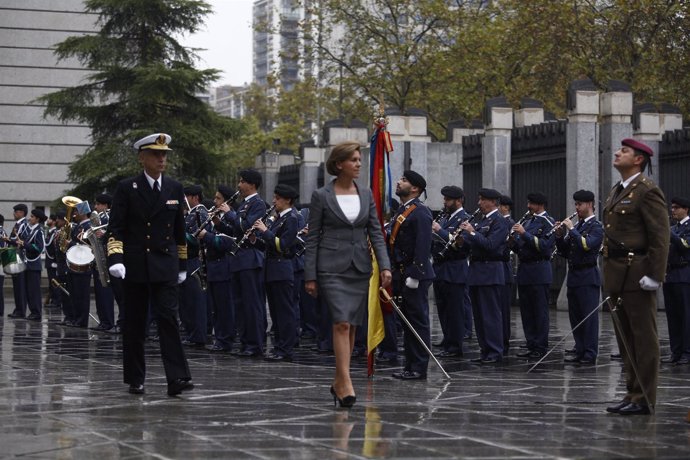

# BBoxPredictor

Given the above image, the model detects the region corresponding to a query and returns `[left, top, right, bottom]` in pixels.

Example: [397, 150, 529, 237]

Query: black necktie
[152, 181, 160, 199]
[613, 183, 624, 201]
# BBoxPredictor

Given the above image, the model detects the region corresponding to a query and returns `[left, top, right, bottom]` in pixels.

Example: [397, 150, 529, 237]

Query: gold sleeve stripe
[107, 237, 123, 255]
[274, 237, 281, 253]
[177, 244, 188, 260]
[682, 238, 690, 249]
[581, 236, 590, 251]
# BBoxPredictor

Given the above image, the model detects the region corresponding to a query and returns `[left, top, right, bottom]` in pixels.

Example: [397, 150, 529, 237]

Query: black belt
[569, 262, 597, 270]
[669, 261, 689, 269]
[606, 248, 647, 259]
[470, 256, 504, 263]
[518, 258, 550, 264]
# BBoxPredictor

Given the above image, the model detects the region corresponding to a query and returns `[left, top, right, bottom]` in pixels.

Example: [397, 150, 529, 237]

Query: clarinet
[192, 190, 240, 238]
[195, 211, 209, 291]
[545, 212, 578, 237]
[506, 211, 532, 241]
[230, 205, 276, 256]
[437, 209, 481, 258]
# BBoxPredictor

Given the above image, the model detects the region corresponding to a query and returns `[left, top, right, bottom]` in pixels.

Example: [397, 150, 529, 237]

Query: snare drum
[66, 244, 95, 273]
[1, 247, 27, 275]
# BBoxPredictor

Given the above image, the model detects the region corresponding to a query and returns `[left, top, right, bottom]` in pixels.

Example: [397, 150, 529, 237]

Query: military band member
[458, 188, 510, 363]
[92, 194, 117, 331]
[7, 203, 28, 318]
[555, 190, 603, 364]
[54, 210, 75, 325]
[67, 202, 93, 328]
[198, 185, 237, 352]
[44, 214, 60, 308]
[662, 196, 690, 365]
[603, 138, 669, 416]
[19, 209, 46, 321]
[498, 195, 515, 354]
[254, 184, 300, 361]
[431, 185, 470, 358]
[389, 170, 435, 380]
[179, 184, 208, 346]
[0, 214, 6, 316]
[221, 169, 267, 357]
[511, 192, 555, 359]
[107, 132, 193, 396]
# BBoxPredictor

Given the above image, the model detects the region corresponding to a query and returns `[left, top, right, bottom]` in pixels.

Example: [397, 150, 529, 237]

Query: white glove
[405, 277, 420, 289]
[109, 263, 126, 279]
[639, 276, 660, 291]
[51, 262, 58, 269]
[177, 271, 187, 284]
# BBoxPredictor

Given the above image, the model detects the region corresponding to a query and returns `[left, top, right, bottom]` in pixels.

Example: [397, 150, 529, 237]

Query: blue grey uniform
[663, 217, 690, 361]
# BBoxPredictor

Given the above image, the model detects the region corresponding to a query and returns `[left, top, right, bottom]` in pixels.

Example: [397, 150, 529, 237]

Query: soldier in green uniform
[603, 138, 669, 416]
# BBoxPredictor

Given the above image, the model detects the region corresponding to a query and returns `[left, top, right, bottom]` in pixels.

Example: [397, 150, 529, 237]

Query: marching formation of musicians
[1, 134, 689, 415]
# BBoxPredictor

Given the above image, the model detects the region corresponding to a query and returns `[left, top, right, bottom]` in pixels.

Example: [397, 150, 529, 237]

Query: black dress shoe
[128, 384, 145, 395]
[182, 339, 206, 348]
[564, 355, 581, 363]
[481, 357, 500, 364]
[26, 314, 41, 322]
[206, 344, 230, 352]
[675, 357, 690, 365]
[234, 350, 262, 358]
[579, 358, 596, 365]
[434, 350, 462, 358]
[392, 370, 426, 380]
[660, 355, 679, 364]
[167, 379, 194, 396]
[618, 402, 651, 415]
[7, 312, 25, 319]
[564, 347, 578, 355]
[517, 350, 544, 359]
[606, 399, 631, 413]
[264, 353, 292, 362]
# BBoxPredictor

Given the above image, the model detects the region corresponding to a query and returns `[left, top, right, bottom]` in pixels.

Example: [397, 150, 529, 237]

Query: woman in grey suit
[304, 141, 392, 408]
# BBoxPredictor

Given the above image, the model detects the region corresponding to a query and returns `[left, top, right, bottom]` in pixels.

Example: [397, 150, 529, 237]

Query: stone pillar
[481, 97, 512, 195]
[255, 151, 280, 203]
[514, 98, 545, 128]
[300, 145, 325, 205]
[598, 82, 633, 208]
[632, 103, 662, 183]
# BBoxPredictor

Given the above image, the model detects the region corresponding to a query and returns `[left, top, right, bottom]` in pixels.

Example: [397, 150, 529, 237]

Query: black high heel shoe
[330, 386, 356, 408]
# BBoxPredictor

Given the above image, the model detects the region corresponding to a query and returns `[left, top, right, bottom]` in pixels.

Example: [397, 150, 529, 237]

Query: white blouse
[336, 195, 361, 223]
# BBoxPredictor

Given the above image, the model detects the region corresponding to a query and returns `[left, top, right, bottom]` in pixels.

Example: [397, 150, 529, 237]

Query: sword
[379, 287, 451, 380]
[607, 296, 655, 415]
[51, 278, 70, 297]
[527, 296, 610, 373]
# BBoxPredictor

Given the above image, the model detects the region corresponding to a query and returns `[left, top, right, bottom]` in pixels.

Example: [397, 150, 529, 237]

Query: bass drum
[1, 247, 27, 275]
[66, 244, 95, 273]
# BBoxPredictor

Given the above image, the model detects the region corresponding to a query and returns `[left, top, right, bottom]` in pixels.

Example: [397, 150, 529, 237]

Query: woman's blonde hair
[326, 141, 361, 176]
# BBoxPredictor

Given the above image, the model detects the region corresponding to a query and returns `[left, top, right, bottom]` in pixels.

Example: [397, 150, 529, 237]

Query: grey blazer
[304, 180, 391, 281]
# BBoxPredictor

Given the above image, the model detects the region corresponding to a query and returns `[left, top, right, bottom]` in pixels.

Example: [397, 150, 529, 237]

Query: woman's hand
[380, 269, 392, 288]
[305, 280, 318, 298]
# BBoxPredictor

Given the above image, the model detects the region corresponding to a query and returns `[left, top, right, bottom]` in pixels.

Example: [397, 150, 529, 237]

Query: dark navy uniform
[0, 223, 6, 316]
[389, 197, 435, 376]
[514, 212, 555, 355]
[219, 193, 267, 355]
[556, 215, 603, 361]
[501, 214, 516, 353]
[8, 215, 28, 318]
[663, 214, 690, 362]
[202, 210, 237, 351]
[179, 204, 208, 344]
[93, 210, 116, 330]
[260, 208, 299, 359]
[68, 218, 92, 327]
[432, 207, 470, 355]
[107, 170, 192, 390]
[21, 216, 45, 320]
[45, 224, 60, 308]
[464, 209, 510, 361]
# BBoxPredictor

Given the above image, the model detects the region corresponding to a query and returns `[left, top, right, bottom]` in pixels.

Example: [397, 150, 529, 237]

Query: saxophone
[86, 211, 110, 286]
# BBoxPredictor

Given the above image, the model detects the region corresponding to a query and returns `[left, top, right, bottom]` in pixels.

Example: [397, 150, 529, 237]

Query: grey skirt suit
[304, 180, 391, 326]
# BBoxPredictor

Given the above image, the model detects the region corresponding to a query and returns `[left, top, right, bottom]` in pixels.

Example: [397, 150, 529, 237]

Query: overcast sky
[181, 0, 254, 87]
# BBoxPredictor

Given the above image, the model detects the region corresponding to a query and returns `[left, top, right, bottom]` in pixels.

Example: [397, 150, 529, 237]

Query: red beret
[621, 138, 653, 157]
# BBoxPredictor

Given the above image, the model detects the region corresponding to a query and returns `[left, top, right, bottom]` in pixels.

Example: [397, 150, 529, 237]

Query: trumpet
[546, 212, 578, 237]
[507, 211, 532, 241]
[230, 205, 276, 256]
[192, 190, 240, 238]
[437, 208, 481, 258]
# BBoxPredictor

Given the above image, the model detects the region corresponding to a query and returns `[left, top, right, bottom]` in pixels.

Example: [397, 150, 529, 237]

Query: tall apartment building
[0, 0, 96, 225]
[212, 85, 249, 119]
[252, 0, 303, 91]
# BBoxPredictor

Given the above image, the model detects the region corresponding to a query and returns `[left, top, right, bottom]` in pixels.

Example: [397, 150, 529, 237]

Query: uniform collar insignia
[133, 182, 138, 189]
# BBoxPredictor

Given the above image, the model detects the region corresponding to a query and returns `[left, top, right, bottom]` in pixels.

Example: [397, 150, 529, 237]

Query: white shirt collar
[680, 216, 690, 225]
[28, 222, 39, 231]
[583, 215, 595, 223]
[485, 209, 498, 217]
[245, 192, 258, 201]
[279, 207, 293, 218]
[620, 172, 641, 189]
[450, 207, 464, 219]
[144, 171, 162, 190]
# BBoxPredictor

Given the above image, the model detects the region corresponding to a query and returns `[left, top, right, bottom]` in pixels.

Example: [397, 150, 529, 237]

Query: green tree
[39, 0, 244, 200]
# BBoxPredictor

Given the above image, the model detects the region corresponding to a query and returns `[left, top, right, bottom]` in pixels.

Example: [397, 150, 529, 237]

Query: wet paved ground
[2, 295, 690, 459]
